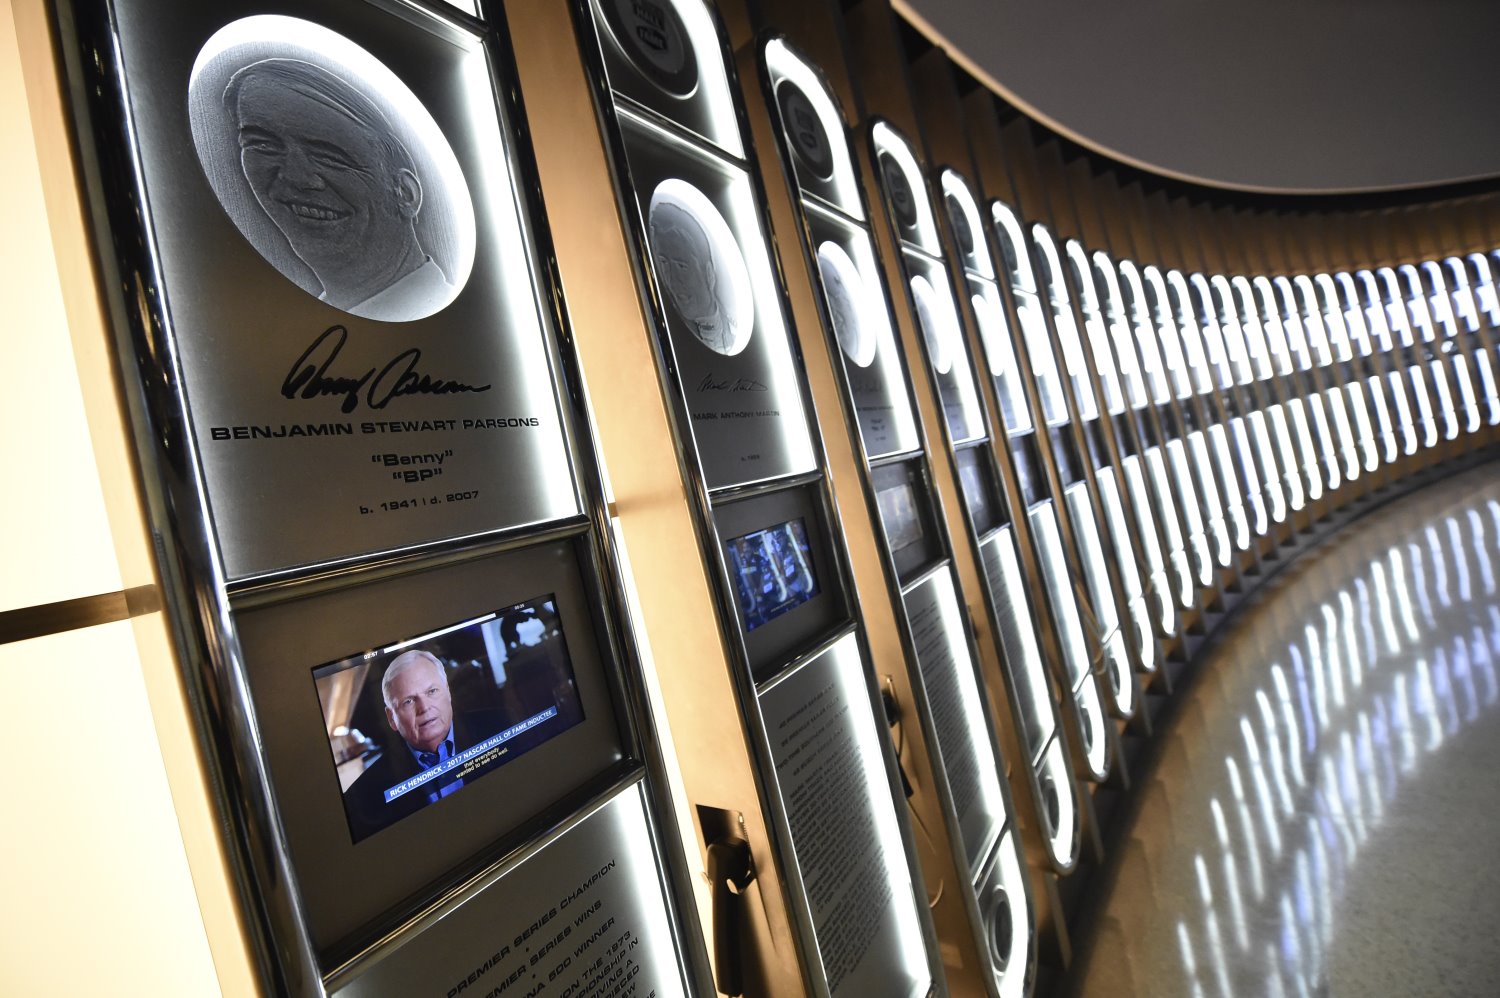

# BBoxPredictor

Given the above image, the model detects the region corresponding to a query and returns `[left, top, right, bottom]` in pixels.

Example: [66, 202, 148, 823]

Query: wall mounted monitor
[714, 485, 846, 682]
[575, 9, 944, 995]
[954, 444, 1003, 537]
[726, 517, 823, 631]
[871, 459, 944, 583]
[314, 594, 588, 844]
[236, 539, 628, 959]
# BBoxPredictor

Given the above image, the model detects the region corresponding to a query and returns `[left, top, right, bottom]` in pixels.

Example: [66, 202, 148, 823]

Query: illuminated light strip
[1145, 448, 1196, 609]
[1120, 455, 1178, 635]
[1064, 485, 1133, 715]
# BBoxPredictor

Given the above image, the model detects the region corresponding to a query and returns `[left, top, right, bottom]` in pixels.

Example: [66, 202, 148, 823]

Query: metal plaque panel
[904, 251, 986, 445]
[619, 113, 818, 490]
[978, 528, 1054, 760]
[976, 829, 1034, 998]
[760, 634, 931, 998]
[806, 206, 920, 460]
[334, 781, 687, 998]
[1027, 502, 1091, 691]
[105, 0, 580, 580]
[903, 568, 1007, 875]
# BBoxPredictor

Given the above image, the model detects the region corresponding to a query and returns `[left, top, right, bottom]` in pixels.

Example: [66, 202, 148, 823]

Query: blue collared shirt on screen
[408, 725, 463, 803]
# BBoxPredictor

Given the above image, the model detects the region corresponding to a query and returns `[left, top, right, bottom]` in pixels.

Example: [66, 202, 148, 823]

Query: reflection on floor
[1071, 464, 1500, 998]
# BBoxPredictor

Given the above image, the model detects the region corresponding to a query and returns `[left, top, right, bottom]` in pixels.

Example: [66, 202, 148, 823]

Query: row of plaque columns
[514, 0, 1500, 995]
[17, 0, 1500, 994]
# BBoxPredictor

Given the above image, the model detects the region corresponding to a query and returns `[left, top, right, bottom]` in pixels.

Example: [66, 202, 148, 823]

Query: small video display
[313, 594, 586, 843]
[1012, 434, 1045, 507]
[957, 447, 999, 536]
[877, 479, 925, 555]
[725, 518, 822, 632]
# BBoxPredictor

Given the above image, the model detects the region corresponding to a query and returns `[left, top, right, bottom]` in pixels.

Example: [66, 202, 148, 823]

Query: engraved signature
[282, 326, 491, 414]
[697, 372, 768, 393]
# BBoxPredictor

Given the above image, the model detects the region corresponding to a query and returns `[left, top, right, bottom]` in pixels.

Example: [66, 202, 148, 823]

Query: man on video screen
[343, 649, 544, 840]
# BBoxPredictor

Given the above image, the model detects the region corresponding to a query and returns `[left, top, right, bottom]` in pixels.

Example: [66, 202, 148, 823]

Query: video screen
[877, 480, 925, 555]
[957, 449, 997, 535]
[725, 518, 822, 632]
[313, 594, 586, 843]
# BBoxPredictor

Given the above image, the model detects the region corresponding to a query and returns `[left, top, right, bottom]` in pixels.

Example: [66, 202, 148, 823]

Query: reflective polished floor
[1072, 462, 1500, 998]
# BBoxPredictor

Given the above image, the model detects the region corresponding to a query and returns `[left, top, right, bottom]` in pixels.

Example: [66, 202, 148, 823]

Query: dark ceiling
[898, 0, 1498, 194]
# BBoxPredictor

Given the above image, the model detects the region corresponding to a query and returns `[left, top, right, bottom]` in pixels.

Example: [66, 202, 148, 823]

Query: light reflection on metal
[1313, 274, 1378, 473]
[1378, 267, 1441, 449]
[1469, 253, 1500, 325]
[1095, 254, 1150, 408]
[1400, 264, 1461, 440]
[1359, 266, 1420, 455]
[1182, 274, 1251, 552]
[1273, 276, 1340, 493]
[1421, 259, 1484, 434]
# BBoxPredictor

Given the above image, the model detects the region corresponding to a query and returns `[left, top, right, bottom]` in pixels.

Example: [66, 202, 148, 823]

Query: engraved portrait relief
[189, 16, 475, 323]
[648, 179, 753, 356]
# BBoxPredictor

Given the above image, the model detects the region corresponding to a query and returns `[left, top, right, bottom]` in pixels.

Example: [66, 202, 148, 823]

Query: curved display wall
[8, 0, 1500, 995]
